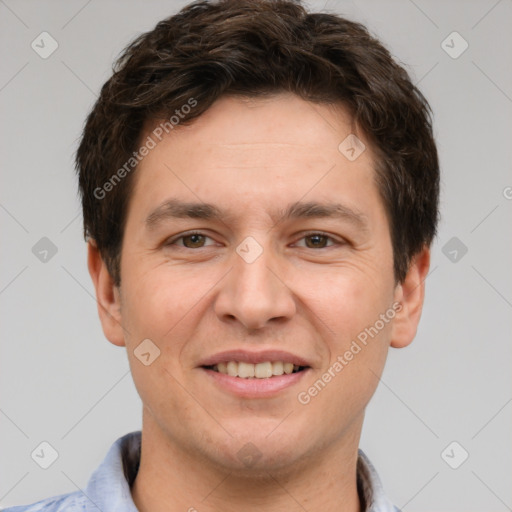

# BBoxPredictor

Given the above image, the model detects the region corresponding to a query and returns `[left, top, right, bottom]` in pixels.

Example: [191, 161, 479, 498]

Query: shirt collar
[84, 431, 140, 512]
[85, 431, 398, 512]
[357, 449, 400, 512]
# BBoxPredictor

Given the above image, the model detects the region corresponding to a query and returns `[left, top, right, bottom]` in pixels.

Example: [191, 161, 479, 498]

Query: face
[90, 93, 428, 474]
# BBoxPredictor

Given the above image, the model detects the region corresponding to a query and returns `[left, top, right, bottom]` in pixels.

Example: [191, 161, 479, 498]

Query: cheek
[119, 261, 223, 376]
[120, 259, 200, 336]
[299, 266, 393, 341]
[301, 268, 394, 408]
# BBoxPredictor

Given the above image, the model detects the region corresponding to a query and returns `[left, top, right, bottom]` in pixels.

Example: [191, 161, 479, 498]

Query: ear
[390, 247, 431, 349]
[87, 240, 126, 347]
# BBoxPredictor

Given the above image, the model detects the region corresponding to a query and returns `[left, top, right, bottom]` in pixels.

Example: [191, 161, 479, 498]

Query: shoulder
[2, 490, 85, 512]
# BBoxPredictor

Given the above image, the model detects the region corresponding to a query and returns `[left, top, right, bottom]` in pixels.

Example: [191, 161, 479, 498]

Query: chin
[207, 428, 312, 476]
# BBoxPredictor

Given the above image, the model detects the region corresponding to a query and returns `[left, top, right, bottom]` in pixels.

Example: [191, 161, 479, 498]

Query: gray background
[1, 0, 511, 510]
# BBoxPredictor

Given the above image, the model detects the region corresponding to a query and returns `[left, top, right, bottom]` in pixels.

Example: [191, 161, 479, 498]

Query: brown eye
[167, 232, 216, 249]
[304, 234, 332, 248]
[181, 233, 207, 248]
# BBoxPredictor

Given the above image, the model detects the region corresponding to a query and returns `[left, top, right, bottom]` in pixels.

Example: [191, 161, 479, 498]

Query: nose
[213, 241, 296, 330]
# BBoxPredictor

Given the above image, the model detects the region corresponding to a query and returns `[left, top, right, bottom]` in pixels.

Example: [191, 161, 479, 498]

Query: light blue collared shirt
[4, 431, 400, 511]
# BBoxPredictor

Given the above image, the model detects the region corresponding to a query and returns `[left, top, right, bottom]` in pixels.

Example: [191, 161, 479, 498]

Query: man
[6, 0, 439, 510]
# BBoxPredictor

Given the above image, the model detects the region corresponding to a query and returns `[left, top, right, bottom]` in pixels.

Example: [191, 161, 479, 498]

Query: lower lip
[202, 368, 310, 398]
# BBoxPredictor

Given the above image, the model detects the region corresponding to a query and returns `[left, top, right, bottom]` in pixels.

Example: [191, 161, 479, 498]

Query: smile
[205, 361, 308, 378]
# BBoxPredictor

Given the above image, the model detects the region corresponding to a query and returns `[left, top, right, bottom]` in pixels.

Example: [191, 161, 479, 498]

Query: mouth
[198, 350, 313, 397]
[203, 361, 309, 379]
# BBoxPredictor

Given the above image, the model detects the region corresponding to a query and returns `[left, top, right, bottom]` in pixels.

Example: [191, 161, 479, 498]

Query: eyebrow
[145, 198, 368, 231]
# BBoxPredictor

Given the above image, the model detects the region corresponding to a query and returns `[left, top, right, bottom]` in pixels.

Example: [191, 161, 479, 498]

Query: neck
[131, 411, 363, 512]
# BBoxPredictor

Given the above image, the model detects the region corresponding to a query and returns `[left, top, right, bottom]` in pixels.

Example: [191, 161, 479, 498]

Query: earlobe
[390, 247, 431, 349]
[87, 241, 126, 347]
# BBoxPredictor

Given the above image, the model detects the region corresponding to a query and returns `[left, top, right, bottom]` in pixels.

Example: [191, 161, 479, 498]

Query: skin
[88, 93, 430, 512]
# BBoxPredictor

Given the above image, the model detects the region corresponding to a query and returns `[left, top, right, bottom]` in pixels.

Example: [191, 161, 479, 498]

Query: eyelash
[166, 231, 342, 249]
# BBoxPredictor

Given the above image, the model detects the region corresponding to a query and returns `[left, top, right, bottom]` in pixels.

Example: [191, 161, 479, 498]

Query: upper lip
[198, 349, 312, 367]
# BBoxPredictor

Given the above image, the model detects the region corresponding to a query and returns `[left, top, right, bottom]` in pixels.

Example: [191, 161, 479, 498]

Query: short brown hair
[76, 0, 439, 286]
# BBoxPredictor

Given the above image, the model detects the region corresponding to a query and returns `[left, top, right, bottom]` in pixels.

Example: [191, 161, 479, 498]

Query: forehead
[148, 93, 357, 155]
[130, 93, 382, 222]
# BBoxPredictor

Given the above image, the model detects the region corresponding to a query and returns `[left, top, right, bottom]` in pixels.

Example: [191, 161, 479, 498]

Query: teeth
[272, 361, 284, 375]
[212, 361, 304, 379]
[238, 362, 255, 378]
[226, 361, 238, 377]
[284, 362, 294, 374]
[255, 362, 273, 378]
